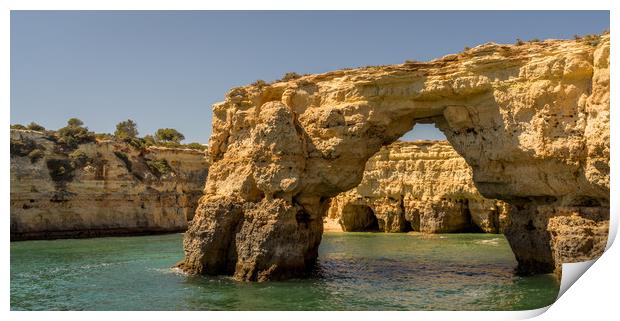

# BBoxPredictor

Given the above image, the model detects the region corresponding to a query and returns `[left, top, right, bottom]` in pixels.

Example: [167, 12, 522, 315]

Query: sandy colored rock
[181, 35, 610, 280]
[10, 129, 209, 240]
[326, 140, 508, 233]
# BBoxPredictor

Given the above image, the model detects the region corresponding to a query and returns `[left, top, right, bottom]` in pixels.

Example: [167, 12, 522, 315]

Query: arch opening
[326, 122, 504, 235]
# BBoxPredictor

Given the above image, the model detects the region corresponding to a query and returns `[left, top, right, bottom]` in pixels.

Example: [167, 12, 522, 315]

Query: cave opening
[340, 204, 380, 232]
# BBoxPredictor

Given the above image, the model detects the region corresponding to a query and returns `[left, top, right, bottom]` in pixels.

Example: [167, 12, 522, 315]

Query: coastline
[10, 228, 187, 242]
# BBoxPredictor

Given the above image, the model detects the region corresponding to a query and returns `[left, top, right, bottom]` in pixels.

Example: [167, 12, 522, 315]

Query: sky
[11, 11, 609, 143]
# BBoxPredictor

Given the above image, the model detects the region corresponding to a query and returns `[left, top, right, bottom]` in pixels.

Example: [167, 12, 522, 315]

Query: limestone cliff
[180, 35, 610, 280]
[325, 140, 509, 234]
[10, 129, 208, 240]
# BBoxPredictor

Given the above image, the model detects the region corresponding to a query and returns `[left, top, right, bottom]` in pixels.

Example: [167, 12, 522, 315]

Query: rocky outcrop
[10, 129, 208, 240]
[180, 35, 610, 280]
[325, 140, 509, 233]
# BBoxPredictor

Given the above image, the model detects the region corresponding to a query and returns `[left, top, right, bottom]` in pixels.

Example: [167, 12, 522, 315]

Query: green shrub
[404, 59, 421, 64]
[530, 38, 541, 42]
[67, 118, 84, 127]
[251, 79, 268, 88]
[10, 139, 36, 157]
[57, 118, 95, 149]
[26, 122, 46, 131]
[114, 119, 139, 140]
[146, 159, 172, 177]
[280, 72, 302, 82]
[143, 135, 156, 147]
[69, 150, 90, 167]
[95, 133, 114, 141]
[46, 159, 75, 182]
[184, 142, 207, 151]
[113, 151, 132, 172]
[577, 34, 602, 47]
[124, 137, 147, 150]
[155, 128, 185, 144]
[11, 124, 27, 130]
[27, 149, 45, 163]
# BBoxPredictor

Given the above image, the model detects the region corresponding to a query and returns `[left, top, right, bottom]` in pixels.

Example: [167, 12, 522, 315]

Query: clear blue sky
[11, 11, 609, 143]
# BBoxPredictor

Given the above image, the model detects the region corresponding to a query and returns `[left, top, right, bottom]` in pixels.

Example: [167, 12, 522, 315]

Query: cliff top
[10, 128, 208, 156]
[226, 34, 609, 100]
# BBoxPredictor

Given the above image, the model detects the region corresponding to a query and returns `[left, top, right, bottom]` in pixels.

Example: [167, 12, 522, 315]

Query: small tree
[10, 124, 26, 130]
[155, 128, 185, 144]
[67, 118, 84, 127]
[114, 119, 139, 140]
[143, 134, 156, 146]
[27, 122, 46, 131]
[57, 118, 95, 149]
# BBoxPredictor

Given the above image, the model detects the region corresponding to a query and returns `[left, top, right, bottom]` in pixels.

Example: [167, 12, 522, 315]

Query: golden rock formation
[10, 129, 208, 240]
[177, 35, 609, 280]
[325, 140, 509, 234]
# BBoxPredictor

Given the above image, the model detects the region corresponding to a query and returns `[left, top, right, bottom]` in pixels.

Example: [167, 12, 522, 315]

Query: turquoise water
[10, 232, 559, 311]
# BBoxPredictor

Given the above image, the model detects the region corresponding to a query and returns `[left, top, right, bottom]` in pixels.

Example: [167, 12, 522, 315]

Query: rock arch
[178, 36, 610, 281]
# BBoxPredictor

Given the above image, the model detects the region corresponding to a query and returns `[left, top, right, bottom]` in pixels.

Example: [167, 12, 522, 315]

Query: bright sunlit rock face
[325, 140, 509, 234]
[179, 35, 609, 281]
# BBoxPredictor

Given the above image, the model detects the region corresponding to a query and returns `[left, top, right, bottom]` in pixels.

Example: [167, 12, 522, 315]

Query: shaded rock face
[181, 35, 609, 280]
[325, 141, 508, 234]
[503, 202, 608, 276]
[10, 129, 209, 240]
[339, 204, 380, 232]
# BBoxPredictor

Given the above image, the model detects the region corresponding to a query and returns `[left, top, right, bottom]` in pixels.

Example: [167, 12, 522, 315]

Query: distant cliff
[325, 140, 509, 233]
[10, 129, 209, 240]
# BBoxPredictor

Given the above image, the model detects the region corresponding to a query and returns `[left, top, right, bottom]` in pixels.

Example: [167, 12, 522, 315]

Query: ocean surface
[10, 232, 559, 311]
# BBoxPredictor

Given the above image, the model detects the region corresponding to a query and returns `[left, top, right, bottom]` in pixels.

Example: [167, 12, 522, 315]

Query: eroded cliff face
[10, 129, 209, 240]
[180, 35, 610, 280]
[325, 140, 509, 234]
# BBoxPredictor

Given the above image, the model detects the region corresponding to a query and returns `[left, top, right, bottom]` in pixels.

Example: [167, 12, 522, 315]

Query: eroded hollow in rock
[340, 204, 380, 232]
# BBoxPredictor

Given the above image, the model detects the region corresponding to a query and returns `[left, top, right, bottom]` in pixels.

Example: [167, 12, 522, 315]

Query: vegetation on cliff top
[114, 119, 139, 140]
[57, 118, 96, 149]
[10, 118, 205, 183]
[11, 118, 207, 152]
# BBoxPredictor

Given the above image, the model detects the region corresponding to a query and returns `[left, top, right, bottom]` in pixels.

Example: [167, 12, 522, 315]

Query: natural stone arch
[177, 36, 609, 281]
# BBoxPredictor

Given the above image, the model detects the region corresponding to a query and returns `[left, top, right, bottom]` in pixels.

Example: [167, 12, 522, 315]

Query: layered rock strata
[325, 140, 509, 234]
[180, 35, 610, 280]
[10, 129, 208, 240]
